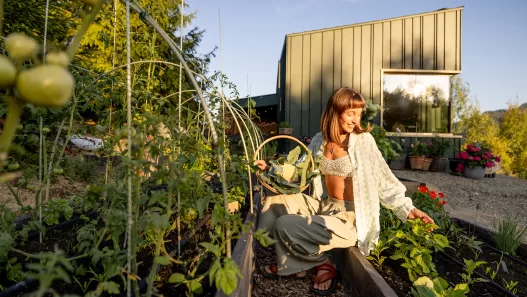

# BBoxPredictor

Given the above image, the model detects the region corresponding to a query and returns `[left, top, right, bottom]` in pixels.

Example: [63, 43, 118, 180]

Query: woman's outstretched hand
[254, 160, 269, 172]
[407, 208, 435, 230]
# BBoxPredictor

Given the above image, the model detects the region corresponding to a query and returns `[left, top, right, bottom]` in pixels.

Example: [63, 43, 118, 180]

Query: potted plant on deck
[428, 136, 451, 172]
[408, 141, 427, 170]
[456, 143, 498, 180]
[278, 121, 293, 135]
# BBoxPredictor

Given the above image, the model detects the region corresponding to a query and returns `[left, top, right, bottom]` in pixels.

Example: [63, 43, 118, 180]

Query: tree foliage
[453, 77, 527, 179]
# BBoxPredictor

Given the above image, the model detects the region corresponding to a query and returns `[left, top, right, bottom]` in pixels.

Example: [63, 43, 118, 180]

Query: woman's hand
[407, 208, 435, 229]
[254, 160, 269, 172]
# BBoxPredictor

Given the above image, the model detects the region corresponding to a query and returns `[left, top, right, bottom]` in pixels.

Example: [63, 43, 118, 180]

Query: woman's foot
[310, 259, 338, 295]
[261, 263, 306, 280]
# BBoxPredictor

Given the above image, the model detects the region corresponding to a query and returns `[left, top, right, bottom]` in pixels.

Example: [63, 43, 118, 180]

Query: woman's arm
[366, 134, 434, 224]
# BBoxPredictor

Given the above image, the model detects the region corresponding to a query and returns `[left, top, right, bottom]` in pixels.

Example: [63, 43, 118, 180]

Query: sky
[187, 0, 527, 112]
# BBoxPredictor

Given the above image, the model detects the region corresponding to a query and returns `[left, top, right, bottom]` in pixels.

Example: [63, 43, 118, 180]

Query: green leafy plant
[278, 121, 290, 128]
[491, 215, 527, 255]
[258, 146, 318, 194]
[370, 124, 402, 161]
[484, 252, 503, 281]
[411, 276, 469, 297]
[409, 141, 428, 156]
[502, 279, 518, 295]
[460, 259, 488, 285]
[389, 219, 449, 281]
[428, 135, 451, 157]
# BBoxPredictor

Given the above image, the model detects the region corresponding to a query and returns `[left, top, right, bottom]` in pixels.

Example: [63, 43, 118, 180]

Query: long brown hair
[321, 87, 372, 145]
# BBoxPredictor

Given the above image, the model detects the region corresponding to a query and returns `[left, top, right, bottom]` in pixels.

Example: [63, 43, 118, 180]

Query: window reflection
[383, 74, 451, 133]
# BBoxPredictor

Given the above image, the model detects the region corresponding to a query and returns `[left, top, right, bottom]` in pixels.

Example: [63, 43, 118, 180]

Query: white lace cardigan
[304, 132, 415, 256]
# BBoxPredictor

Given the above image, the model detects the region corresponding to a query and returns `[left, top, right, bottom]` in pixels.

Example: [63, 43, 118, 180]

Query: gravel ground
[392, 170, 527, 226]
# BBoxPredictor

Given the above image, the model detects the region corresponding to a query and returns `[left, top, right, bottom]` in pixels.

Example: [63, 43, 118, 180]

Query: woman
[255, 87, 433, 295]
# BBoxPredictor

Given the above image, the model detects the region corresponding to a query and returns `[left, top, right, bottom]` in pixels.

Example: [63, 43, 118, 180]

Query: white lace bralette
[319, 154, 355, 177]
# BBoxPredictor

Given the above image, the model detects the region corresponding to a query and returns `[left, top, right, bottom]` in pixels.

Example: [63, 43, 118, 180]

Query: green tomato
[0, 55, 17, 87]
[5, 32, 39, 61]
[53, 167, 64, 174]
[16, 64, 74, 108]
[182, 208, 197, 222]
[46, 52, 70, 68]
[78, 0, 103, 6]
[17, 178, 27, 187]
[7, 163, 19, 170]
[26, 184, 36, 191]
[41, 127, 51, 133]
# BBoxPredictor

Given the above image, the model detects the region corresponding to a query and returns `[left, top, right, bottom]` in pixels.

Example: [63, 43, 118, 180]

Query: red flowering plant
[411, 185, 449, 229]
[455, 142, 501, 173]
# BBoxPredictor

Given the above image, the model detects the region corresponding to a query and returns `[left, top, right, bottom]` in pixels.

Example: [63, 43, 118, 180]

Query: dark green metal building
[243, 6, 465, 155]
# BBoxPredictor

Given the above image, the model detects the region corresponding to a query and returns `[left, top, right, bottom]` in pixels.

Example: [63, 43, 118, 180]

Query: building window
[382, 74, 452, 133]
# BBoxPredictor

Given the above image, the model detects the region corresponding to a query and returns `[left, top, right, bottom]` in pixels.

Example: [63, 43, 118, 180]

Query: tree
[2, 0, 78, 45]
[450, 76, 474, 134]
[74, 0, 216, 125]
[500, 101, 527, 178]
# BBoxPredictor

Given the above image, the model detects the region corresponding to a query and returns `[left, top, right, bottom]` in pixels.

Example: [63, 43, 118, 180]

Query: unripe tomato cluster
[0, 32, 75, 108]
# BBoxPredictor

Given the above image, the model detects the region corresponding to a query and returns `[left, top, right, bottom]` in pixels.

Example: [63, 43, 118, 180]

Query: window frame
[380, 69, 461, 137]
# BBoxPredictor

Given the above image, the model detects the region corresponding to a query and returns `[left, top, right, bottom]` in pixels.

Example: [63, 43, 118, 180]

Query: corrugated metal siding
[282, 7, 463, 137]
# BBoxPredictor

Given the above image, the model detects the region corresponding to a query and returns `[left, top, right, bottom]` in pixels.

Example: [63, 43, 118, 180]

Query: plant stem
[66, 2, 104, 61]
[0, 98, 25, 164]
[38, 117, 43, 244]
[0, 0, 4, 34]
[44, 119, 65, 209]
[11, 247, 40, 259]
[145, 233, 162, 297]
[5, 183, 29, 214]
[125, 2, 134, 297]
[55, 94, 78, 166]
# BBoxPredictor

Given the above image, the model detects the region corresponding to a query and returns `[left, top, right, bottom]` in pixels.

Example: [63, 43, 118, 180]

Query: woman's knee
[275, 215, 305, 233]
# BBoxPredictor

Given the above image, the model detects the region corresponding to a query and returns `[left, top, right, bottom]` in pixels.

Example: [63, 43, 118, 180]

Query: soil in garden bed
[450, 241, 527, 296]
[252, 243, 349, 297]
[0, 223, 81, 290]
[371, 249, 514, 297]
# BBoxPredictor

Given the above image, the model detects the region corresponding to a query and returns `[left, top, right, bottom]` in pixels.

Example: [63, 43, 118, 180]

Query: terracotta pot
[463, 167, 485, 180]
[421, 158, 433, 171]
[278, 127, 293, 135]
[409, 155, 424, 170]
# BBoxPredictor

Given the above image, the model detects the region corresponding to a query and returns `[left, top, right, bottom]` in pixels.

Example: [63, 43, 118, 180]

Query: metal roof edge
[285, 6, 464, 37]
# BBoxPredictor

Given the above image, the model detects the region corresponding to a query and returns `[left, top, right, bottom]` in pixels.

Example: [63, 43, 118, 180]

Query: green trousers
[258, 193, 357, 275]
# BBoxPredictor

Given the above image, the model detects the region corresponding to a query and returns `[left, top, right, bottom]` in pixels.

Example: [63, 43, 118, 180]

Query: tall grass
[491, 216, 527, 254]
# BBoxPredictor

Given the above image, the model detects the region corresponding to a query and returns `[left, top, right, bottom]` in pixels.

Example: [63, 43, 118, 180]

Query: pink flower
[456, 153, 460, 159]
[473, 147, 480, 152]
[482, 155, 489, 160]
[496, 156, 501, 162]
[467, 144, 474, 150]
[485, 162, 494, 168]
[429, 142, 433, 146]
[474, 156, 481, 161]
[459, 152, 469, 160]
[456, 163, 464, 172]
[469, 156, 474, 161]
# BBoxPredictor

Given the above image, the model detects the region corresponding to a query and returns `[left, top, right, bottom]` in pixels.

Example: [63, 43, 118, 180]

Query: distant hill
[483, 102, 527, 124]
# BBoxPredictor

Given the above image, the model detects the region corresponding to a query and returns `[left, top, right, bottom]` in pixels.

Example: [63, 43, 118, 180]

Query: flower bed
[367, 185, 526, 297]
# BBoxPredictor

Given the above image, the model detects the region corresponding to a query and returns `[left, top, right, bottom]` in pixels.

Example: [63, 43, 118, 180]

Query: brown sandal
[261, 263, 305, 280]
[310, 263, 338, 296]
